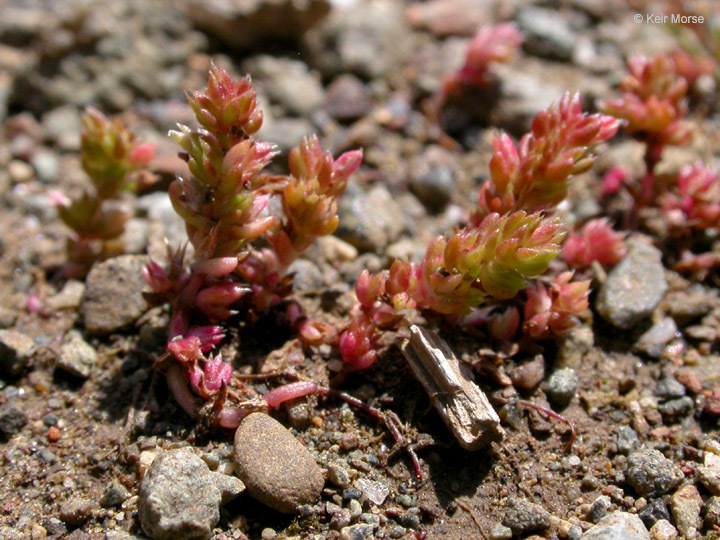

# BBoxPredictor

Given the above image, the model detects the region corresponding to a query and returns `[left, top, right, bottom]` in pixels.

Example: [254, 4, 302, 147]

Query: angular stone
[596, 241, 668, 329]
[56, 330, 97, 379]
[0, 329, 36, 375]
[233, 412, 324, 513]
[581, 512, 650, 540]
[139, 447, 223, 540]
[81, 255, 150, 334]
[627, 449, 684, 497]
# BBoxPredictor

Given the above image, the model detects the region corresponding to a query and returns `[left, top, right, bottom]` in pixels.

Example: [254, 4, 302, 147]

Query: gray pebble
[233, 412, 324, 513]
[627, 449, 684, 497]
[324, 74, 371, 121]
[0, 400, 27, 437]
[101, 483, 131, 508]
[615, 426, 639, 454]
[328, 463, 351, 489]
[489, 523, 513, 540]
[596, 241, 668, 329]
[56, 330, 97, 379]
[330, 509, 351, 530]
[639, 499, 671, 530]
[46, 280, 85, 311]
[59, 498, 95, 526]
[516, 7, 578, 61]
[581, 512, 650, 540]
[589, 495, 612, 523]
[502, 497, 550, 534]
[398, 511, 421, 530]
[409, 165, 454, 213]
[339, 523, 374, 540]
[0, 329, 36, 375]
[336, 185, 405, 253]
[655, 378, 686, 400]
[704, 496, 720, 528]
[657, 396, 694, 416]
[633, 318, 677, 358]
[30, 147, 60, 183]
[389, 525, 407, 538]
[139, 447, 224, 540]
[545, 368, 579, 409]
[82, 255, 150, 334]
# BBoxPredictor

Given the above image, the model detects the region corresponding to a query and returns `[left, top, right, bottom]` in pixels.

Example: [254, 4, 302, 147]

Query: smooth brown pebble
[233, 412, 324, 513]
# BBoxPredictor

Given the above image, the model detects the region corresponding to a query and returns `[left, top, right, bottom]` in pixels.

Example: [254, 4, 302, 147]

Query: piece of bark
[400, 325, 504, 450]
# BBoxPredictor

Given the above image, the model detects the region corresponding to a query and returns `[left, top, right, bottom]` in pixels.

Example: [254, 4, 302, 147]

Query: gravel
[697, 452, 720, 495]
[704, 496, 720, 528]
[596, 241, 668, 329]
[633, 318, 678, 358]
[581, 512, 650, 540]
[56, 330, 97, 379]
[648, 519, 678, 540]
[336, 185, 405, 252]
[81, 255, 150, 334]
[139, 447, 232, 540]
[516, 7, 579, 61]
[502, 496, 551, 534]
[0, 400, 28, 438]
[544, 368, 579, 409]
[669, 484, 702, 538]
[0, 329, 36, 375]
[626, 449, 684, 497]
[233, 412, 324, 513]
[639, 500, 672, 530]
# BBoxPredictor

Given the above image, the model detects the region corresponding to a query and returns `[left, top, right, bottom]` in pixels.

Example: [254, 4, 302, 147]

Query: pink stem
[166, 363, 199, 418]
[263, 381, 318, 408]
[215, 406, 253, 429]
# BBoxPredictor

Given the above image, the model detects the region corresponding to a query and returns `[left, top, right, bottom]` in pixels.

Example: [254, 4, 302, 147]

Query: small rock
[517, 7, 579, 61]
[30, 148, 59, 183]
[589, 495, 612, 523]
[502, 497, 551, 534]
[489, 523, 513, 540]
[0, 329, 36, 375]
[596, 241, 668, 329]
[330, 509, 351, 530]
[697, 452, 720, 495]
[324, 74, 371, 122]
[657, 396, 694, 417]
[626, 449, 684, 497]
[655, 378, 686, 400]
[704, 496, 720, 528]
[409, 166, 454, 213]
[556, 325, 594, 369]
[355, 477, 389, 506]
[0, 400, 27, 437]
[8, 159, 34, 183]
[46, 280, 85, 311]
[348, 498, 362, 519]
[59, 498, 95, 527]
[510, 355, 545, 392]
[633, 318, 678, 358]
[649, 519, 677, 540]
[704, 388, 720, 417]
[56, 330, 97, 379]
[81, 255, 150, 334]
[581, 512, 650, 540]
[615, 426, 639, 454]
[233, 412, 324, 513]
[336, 185, 405, 252]
[101, 483, 131, 508]
[669, 484, 702, 538]
[209, 472, 246, 505]
[139, 447, 224, 540]
[288, 259, 326, 291]
[0, 526, 24, 540]
[639, 500, 672, 530]
[328, 462, 351, 489]
[339, 523, 374, 540]
[545, 368, 579, 409]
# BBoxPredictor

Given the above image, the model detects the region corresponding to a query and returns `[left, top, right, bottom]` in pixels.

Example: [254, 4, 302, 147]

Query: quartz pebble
[581, 512, 650, 540]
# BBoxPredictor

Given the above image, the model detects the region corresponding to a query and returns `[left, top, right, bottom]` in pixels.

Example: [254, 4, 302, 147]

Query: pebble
[697, 452, 720, 495]
[30, 147, 60, 183]
[8, 159, 34, 183]
[355, 477, 389, 506]
[596, 241, 668, 329]
[704, 496, 720, 528]
[0, 329, 36, 375]
[139, 447, 233, 540]
[589, 495, 612, 523]
[339, 523, 374, 540]
[0, 400, 27, 437]
[655, 378, 686, 400]
[555, 325, 594, 369]
[81, 255, 150, 334]
[580, 512, 650, 540]
[545, 368, 579, 409]
[101, 483, 131, 508]
[669, 484, 702, 538]
[626, 449, 684, 497]
[516, 7, 578, 61]
[489, 523, 513, 540]
[328, 463, 351, 489]
[656, 396, 693, 416]
[616, 426, 640, 454]
[649, 519, 677, 540]
[56, 330, 97, 379]
[46, 280, 85, 311]
[639, 500, 671, 530]
[348, 498, 362, 519]
[409, 165, 454, 213]
[59, 498, 95, 526]
[634, 318, 678, 358]
[336, 184, 405, 253]
[324, 74, 371, 122]
[233, 412, 324, 513]
[331, 510, 351, 530]
[502, 497, 551, 534]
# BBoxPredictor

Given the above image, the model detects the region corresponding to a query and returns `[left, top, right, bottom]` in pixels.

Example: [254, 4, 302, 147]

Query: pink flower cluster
[562, 218, 627, 269]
